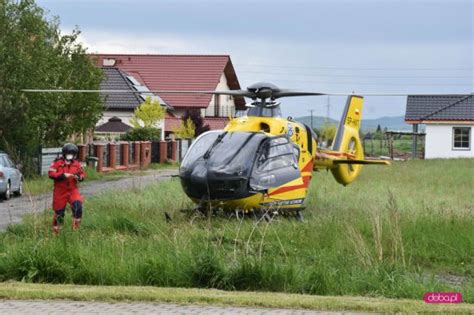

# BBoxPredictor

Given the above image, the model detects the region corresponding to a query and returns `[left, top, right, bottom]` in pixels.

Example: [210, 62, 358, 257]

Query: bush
[122, 128, 162, 141]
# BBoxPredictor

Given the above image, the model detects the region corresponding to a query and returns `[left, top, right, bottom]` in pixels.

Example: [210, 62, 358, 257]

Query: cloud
[68, 28, 472, 118]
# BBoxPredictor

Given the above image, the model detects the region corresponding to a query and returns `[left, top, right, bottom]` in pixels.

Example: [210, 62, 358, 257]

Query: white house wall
[204, 73, 236, 117]
[425, 124, 473, 159]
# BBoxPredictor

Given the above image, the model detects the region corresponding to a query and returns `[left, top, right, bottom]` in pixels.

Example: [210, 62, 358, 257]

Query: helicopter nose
[190, 164, 208, 184]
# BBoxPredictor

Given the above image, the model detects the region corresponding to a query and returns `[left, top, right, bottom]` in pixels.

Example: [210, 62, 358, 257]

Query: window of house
[452, 127, 471, 150]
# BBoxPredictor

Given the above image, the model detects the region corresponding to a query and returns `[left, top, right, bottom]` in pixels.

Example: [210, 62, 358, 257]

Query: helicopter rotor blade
[274, 90, 473, 97]
[21, 89, 473, 97]
[273, 90, 328, 98]
[21, 89, 256, 97]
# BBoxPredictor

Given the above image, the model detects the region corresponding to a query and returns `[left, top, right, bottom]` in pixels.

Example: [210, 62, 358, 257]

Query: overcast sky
[37, 0, 473, 119]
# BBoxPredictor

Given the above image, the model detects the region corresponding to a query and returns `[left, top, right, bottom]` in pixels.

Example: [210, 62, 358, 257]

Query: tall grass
[0, 159, 472, 302]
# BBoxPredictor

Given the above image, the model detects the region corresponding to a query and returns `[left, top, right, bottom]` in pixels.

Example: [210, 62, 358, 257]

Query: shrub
[122, 128, 162, 141]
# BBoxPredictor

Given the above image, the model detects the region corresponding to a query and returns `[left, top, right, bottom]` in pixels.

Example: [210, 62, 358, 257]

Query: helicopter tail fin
[329, 95, 365, 185]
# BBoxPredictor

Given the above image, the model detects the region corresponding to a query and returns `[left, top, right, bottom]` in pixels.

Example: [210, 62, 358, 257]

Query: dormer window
[102, 58, 116, 67]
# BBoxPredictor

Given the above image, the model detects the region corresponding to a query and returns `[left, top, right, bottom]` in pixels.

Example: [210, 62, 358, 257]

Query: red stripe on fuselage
[268, 160, 313, 196]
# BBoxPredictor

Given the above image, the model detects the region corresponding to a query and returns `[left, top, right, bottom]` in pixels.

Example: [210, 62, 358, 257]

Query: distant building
[92, 54, 246, 137]
[95, 116, 133, 139]
[96, 67, 169, 140]
[405, 95, 473, 159]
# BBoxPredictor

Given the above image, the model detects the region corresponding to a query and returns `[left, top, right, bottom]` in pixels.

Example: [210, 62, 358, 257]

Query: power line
[326, 96, 330, 125]
[236, 70, 472, 79]
[235, 63, 473, 71]
[237, 76, 473, 86]
[308, 109, 315, 130]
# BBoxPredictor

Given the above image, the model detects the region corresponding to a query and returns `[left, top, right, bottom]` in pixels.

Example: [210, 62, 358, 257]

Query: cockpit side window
[250, 136, 301, 191]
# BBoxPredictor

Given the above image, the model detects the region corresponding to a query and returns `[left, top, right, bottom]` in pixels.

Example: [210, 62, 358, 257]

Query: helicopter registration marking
[346, 116, 360, 128]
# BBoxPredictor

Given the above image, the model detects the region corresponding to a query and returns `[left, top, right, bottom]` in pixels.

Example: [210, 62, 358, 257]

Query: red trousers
[53, 187, 84, 211]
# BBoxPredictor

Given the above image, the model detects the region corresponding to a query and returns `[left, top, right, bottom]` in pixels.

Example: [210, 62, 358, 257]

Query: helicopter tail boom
[314, 95, 379, 185]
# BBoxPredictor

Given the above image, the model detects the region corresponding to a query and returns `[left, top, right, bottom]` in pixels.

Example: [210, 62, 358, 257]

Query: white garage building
[405, 95, 473, 159]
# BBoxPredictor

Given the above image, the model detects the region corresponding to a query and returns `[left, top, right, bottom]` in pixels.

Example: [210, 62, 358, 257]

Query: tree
[0, 0, 103, 154]
[181, 110, 210, 137]
[173, 117, 195, 139]
[320, 124, 337, 146]
[374, 124, 384, 140]
[130, 96, 165, 128]
[122, 127, 162, 141]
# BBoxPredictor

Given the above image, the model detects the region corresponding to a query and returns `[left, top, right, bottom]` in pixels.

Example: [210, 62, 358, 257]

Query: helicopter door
[250, 136, 300, 191]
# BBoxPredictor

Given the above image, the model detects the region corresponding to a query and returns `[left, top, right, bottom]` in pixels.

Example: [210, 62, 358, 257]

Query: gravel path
[0, 300, 370, 315]
[0, 169, 178, 231]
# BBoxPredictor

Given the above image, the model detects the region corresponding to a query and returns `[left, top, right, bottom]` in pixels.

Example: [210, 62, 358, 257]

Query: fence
[177, 139, 192, 162]
[39, 141, 152, 174]
[38, 139, 190, 175]
[362, 131, 425, 160]
[39, 147, 62, 175]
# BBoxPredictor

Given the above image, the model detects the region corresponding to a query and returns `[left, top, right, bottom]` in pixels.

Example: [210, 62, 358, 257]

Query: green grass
[0, 159, 472, 307]
[147, 161, 180, 170]
[0, 282, 472, 313]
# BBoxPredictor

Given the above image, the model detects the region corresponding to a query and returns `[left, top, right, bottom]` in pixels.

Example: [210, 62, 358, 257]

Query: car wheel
[14, 179, 23, 197]
[2, 181, 11, 200]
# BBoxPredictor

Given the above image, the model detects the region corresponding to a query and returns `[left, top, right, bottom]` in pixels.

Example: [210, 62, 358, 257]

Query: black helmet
[62, 143, 78, 158]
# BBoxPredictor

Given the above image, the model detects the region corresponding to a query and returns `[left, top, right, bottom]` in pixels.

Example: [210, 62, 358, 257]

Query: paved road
[0, 169, 178, 231]
[0, 300, 369, 315]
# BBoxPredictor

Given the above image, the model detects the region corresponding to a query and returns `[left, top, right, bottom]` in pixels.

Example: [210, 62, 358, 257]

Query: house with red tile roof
[93, 54, 245, 137]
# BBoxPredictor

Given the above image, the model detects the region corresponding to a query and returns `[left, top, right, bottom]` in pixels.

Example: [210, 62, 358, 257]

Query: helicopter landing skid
[180, 198, 305, 221]
[232, 206, 305, 221]
[276, 207, 305, 221]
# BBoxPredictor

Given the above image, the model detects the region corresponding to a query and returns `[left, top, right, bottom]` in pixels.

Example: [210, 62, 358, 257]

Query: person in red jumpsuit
[48, 143, 86, 234]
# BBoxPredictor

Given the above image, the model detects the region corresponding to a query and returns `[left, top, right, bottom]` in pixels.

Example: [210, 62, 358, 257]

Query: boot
[72, 218, 81, 231]
[53, 225, 61, 235]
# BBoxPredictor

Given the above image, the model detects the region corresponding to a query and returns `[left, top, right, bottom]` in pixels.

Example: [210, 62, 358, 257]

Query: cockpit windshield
[181, 131, 267, 176]
[180, 131, 301, 194]
[247, 106, 282, 117]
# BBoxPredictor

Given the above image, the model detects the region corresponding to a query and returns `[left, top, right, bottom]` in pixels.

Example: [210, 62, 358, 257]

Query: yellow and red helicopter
[24, 82, 391, 219]
[176, 82, 389, 218]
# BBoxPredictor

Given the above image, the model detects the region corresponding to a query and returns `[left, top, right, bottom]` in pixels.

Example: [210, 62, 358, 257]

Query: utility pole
[326, 96, 330, 125]
[308, 109, 315, 130]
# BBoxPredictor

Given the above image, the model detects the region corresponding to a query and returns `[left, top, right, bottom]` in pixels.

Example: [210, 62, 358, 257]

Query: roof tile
[96, 116, 132, 133]
[100, 67, 142, 110]
[405, 95, 474, 122]
[92, 54, 244, 109]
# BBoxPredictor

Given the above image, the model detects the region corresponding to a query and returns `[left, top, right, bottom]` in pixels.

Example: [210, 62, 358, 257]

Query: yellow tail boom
[314, 95, 389, 185]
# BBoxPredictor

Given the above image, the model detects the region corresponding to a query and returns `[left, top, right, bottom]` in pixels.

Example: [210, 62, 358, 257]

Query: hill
[293, 116, 338, 129]
[295, 115, 411, 132]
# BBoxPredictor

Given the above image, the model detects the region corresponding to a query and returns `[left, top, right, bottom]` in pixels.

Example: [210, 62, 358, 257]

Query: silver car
[0, 152, 23, 200]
